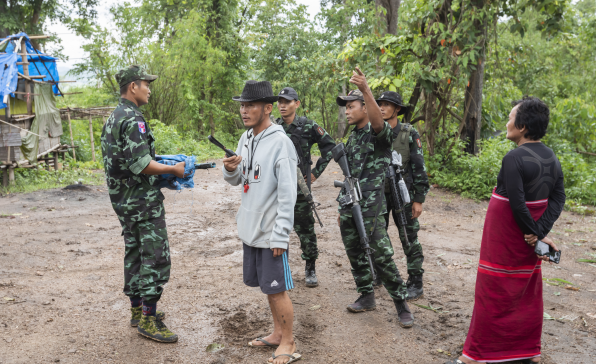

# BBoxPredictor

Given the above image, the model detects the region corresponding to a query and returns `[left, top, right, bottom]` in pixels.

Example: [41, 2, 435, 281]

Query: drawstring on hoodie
[244, 125, 271, 193]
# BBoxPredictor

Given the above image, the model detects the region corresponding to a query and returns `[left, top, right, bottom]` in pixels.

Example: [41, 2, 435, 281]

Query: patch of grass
[0, 166, 104, 196]
[577, 258, 596, 263]
[542, 278, 575, 286]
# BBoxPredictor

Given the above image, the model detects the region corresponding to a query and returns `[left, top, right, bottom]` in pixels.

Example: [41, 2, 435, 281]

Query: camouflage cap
[336, 90, 364, 107]
[115, 65, 158, 89]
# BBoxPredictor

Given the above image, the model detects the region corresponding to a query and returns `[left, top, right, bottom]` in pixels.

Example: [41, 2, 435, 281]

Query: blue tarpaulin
[156, 154, 197, 190]
[0, 32, 61, 109]
[0, 53, 18, 109]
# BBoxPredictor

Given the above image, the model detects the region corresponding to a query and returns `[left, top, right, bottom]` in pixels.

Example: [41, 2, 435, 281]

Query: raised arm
[349, 67, 384, 133]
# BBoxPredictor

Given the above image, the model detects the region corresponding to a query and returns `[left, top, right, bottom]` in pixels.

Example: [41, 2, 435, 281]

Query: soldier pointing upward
[335, 68, 414, 329]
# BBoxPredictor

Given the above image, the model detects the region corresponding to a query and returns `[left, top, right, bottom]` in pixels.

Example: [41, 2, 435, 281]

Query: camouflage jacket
[386, 122, 429, 204]
[337, 122, 394, 218]
[101, 98, 164, 221]
[276, 116, 336, 194]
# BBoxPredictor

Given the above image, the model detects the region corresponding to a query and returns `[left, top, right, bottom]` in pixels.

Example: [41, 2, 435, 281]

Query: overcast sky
[51, 0, 322, 80]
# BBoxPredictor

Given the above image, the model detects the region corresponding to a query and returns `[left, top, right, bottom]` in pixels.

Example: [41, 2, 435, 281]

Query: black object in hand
[534, 240, 561, 264]
[194, 162, 216, 169]
[208, 135, 236, 158]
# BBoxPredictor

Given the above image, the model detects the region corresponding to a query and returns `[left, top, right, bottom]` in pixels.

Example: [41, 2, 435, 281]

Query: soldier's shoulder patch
[316, 126, 325, 136]
[416, 138, 422, 148]
[138, 121, 146, 134]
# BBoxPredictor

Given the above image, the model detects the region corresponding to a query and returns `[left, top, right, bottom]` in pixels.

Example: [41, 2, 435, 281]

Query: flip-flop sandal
[267, 352, 302, 364]
[248, 337, 279, 348]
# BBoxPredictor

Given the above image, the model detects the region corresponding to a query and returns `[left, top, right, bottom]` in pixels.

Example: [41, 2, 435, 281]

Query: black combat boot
[305, 260, 318, 287]
[347, 292, 376, 313]
[406, 274, 424, 301]
[393, 299, 414, 328]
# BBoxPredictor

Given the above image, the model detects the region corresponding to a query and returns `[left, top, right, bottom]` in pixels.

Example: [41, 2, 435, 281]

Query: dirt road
[1, 158, 595, 363]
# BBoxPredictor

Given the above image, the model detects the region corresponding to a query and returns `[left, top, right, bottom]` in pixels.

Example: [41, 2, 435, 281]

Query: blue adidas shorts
[243, 243, 294, 295]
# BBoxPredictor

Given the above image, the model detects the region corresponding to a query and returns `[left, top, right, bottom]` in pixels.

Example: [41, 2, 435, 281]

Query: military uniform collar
[278, 115, 303, 127]
[353, 123, 371, 134]
[119, 98, 142, 113]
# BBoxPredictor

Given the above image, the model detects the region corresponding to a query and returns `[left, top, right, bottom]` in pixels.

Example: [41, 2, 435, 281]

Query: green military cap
[336, 90, 364, 107]
[115, 65, 158, 88]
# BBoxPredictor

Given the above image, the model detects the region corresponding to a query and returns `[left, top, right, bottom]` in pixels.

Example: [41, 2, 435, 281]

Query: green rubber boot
[131, 306, 166, 327]
[137, 315, 178, 343]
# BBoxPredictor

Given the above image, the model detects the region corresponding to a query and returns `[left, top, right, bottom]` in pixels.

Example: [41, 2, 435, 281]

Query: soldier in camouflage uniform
[101, 65, 185, 343]
[377, 91, 430, 301]
[335, 68, 414, 328]
[275, 87, 336, 287]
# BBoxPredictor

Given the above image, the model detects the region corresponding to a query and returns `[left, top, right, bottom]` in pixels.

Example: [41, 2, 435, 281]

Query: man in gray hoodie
[223, 80, 301, 364]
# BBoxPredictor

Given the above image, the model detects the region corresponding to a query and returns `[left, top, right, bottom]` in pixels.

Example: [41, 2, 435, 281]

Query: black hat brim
[375, 98, 409, 116]
[278, 94, 298, 101]
[336, 96, 364, 107]
[232, 96, 279, 103]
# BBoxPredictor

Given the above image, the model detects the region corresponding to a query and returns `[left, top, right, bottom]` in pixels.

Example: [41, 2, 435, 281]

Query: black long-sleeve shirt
[494, 142, 565, 239]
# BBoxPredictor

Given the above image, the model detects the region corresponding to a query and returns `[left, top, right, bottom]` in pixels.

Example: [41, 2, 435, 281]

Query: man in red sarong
[447, 97, 565, 364]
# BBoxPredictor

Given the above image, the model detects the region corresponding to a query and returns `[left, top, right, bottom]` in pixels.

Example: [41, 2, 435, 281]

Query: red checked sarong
[463, 190, 548, 362]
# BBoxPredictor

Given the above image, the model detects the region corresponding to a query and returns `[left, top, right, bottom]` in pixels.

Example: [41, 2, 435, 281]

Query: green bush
[429, 136, 513, 200]
[149, 120, 243, 161]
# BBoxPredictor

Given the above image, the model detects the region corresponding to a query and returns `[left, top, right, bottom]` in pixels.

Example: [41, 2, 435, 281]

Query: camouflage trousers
[119, 213, 171, 303]
[384, 192, 425, 277]
[339, 213, 407, 301]
[293, 196, 318, 262]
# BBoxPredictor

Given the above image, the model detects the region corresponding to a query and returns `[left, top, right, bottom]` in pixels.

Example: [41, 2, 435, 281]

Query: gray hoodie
[223, 124, 297, 250]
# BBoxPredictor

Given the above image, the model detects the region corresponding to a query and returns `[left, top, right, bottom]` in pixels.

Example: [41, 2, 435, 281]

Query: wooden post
[2, 168, 7, 187]
[20, 38, 32, 116]
[5, 94, 10, 120]
[88, 113, 96, 162]
[53, 151, 59, 171]
[8, 166, 15, 185]
[66, 109, 76, 162]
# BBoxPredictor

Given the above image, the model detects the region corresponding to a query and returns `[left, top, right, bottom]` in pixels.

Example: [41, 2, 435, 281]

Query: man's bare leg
[267, 291, 296, 364]
[249, 294, 282, 347]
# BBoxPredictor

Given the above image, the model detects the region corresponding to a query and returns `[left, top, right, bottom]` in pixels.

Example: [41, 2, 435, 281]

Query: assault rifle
[208, 135, 237, 157]
[387, 151, 411, 247]
[332, 143, 377, 281]
[296, 167, 323, 228]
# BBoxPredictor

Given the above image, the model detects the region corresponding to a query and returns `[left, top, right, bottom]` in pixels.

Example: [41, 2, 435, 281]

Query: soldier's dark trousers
[339, 213, 407, 301]
[119, 215, 171, 303]
[293, 196, 318, 261]
[384, 192, 425, 276]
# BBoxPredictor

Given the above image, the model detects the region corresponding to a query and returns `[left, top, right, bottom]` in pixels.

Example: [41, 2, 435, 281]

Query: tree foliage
[36, 0, 596, 205]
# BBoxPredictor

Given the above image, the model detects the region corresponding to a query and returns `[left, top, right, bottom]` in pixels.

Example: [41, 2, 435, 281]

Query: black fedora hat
[232, 80, 279, 103]
[376, 91, 409, 116]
